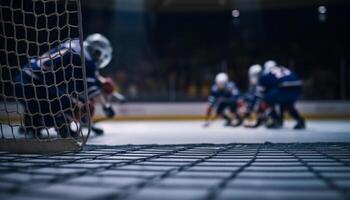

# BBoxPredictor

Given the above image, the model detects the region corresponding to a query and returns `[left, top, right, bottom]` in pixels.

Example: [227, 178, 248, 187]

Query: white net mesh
[0, 0, 90, 151]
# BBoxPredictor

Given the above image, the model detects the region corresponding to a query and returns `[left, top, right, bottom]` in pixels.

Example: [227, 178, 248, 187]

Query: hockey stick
[110, 91, 126, 103]
[203, 115, 217, 128]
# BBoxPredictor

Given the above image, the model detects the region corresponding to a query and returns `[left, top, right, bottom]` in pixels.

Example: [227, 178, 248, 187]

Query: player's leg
[243, 100, 267, 128]
[88, 101, 104, 135]
[277, 105, 285, 127]
[265, 105, 283, 127]
[216, 102, 231, 126]
[228, 100, 242, 127]
[264, 89, 282, 129]
[53, 96, 79, 138]
[265, 107, 281, 129]
[279, 87, 306, 129]
[14, 73, 43, 137]
[22, 100, 43, 138]
[14, 76, 27, 135]
[18, 112, 31, 135]
[91, 125, 104, 135]
[55, 114, 79, 138]
[89, 103, 104, 136]
[19, 83, 44, 138]
[284, 103, 305, 129]
[255, 101, 269, 127]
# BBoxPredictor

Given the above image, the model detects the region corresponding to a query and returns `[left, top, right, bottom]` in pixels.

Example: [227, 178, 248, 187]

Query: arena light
[318, 6, 327, 22]
[318, 6, 327, 14]
[232, 9, 240, 18]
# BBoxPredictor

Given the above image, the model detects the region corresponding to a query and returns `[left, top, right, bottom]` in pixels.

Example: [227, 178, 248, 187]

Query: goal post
[0, 0, 91, 153]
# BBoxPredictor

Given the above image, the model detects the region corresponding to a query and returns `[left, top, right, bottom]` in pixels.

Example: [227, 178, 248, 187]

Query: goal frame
[0, 0, 91, 154]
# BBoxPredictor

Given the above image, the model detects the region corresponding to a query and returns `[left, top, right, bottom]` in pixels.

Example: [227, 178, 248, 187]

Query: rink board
[94, 101, 350, 120]
[2, 101, 350, 122]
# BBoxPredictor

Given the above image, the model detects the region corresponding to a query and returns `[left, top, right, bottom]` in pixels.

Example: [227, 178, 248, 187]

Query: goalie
[15, 33, 116, 138]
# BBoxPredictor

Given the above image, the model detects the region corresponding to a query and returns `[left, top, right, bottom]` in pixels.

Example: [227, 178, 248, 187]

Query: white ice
[88, 120, 350, 145]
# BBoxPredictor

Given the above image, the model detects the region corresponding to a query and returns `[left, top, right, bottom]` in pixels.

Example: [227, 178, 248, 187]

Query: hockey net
[0, 0, 91, 153]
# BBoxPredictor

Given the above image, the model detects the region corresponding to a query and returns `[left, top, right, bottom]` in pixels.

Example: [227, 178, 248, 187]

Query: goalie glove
[103, 104, 115, 118]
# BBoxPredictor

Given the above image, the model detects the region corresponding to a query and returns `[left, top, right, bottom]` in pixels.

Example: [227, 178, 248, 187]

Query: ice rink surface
[89, 120, 350, 145]
[2, 120, 350, 200]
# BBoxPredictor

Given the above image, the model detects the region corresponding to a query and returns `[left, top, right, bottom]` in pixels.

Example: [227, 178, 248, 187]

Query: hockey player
[242, 64, 269, 128]
[204, 72, 242, 127]
[248, 61, 306, 129]
[15, 33, 115, 138]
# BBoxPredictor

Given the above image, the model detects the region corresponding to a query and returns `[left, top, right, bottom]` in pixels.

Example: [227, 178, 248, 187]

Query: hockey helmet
[84, 33, 113, 69]
[248, 64, 262, 85]
[215, 72, 229, 89]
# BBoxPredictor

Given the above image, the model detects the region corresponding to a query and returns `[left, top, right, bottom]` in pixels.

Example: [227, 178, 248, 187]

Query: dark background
[1, 0, 350, 102]
[81, 1, 350, 102]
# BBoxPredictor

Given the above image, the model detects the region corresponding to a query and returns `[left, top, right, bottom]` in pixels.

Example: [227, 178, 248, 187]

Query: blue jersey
[258, 66, 302, 92]
[247, 67, 302, 113]
[18, 39, 101, 101]
[244, 85, 258, 102]
[244, 85, 260, 112]
[208, 81, 240, 106]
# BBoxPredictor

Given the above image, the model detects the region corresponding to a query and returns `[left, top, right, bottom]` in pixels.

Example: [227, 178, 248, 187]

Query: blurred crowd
[83, 5, 349, 102]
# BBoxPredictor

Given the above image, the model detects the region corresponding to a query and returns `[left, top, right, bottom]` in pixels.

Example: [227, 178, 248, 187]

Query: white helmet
[248, 64, 262, 77]
[215, 72, 229, 88]
[263, 60, 277, 74]
[248, 64, 262, 85]
[84, 33, 113, 69]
